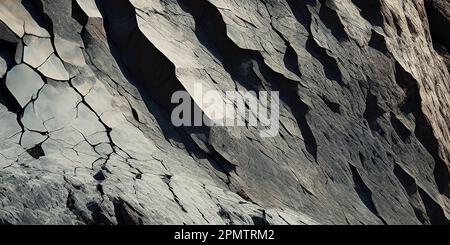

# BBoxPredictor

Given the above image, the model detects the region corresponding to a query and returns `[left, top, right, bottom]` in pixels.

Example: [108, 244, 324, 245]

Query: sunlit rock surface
[0, 0, 449, 225]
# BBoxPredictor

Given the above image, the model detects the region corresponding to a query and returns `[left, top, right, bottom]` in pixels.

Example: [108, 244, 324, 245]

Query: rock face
[0, 0, 449, 225]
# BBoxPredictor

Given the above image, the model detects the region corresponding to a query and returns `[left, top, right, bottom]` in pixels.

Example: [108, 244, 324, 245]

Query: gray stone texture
[0, 0, 449, 225]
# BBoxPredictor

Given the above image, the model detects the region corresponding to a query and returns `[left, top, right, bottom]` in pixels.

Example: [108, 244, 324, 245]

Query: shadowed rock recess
[0, 0, 449, 225]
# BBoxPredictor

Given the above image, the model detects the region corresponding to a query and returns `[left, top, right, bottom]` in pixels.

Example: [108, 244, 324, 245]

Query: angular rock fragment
[0, 0, 49, 38]
[37, 53, 70, 81]
[5, 64, 44, 107]
[75, 0, 102, 18]
[31, 80, 80, 132]
[0, 112, 22, 141]
[23, 35, 53, 68]
[0, 20, 19, 43]
[54, 35, 86, 67]
[20, 131, 47, 150]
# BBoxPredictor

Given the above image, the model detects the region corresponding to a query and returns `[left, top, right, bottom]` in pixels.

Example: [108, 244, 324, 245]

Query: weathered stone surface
[23, 35, 53, 68]
[0, 0, 49, 38]
[5, 64, 44, 107]
[37, 53, 70, 81]
[0, 0, 449, 225]
[76, 0, 102, 18]
[425, 0, 450, 69]
[54, 35, 86, 67]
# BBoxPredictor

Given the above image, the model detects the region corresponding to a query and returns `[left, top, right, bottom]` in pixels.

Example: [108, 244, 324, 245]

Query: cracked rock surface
[0, 0, 449, 225]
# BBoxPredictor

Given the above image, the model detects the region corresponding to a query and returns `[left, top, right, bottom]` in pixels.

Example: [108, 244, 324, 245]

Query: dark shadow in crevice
[0, 21, 20, 44]
[305, 37, 344, 87]
[393, 163, 429, 224]
[251, 214, 270, 225]
[395, 62, 419, 115]
[71, 0, 89, 26]
[424, 0, 450, 52]
[368, 29, 388, 54]
[284, 45, 302, 78]
[363, 92, 385, 136]
[92, 0, 238, 179]
[0, 40, 22, 114]
[395, 62, 450, 197]
[320, 95, 341, 114]
[26, 143, 45, 159]
[178, 0, 318, 160]
[391, 14, 403, 36]
[0, 39, 17, 71]
[285, 0, 344, 87]
[93, 0, 193, 139]
[286, 0, 316, 29]
[318, 1, 349, 42]
[113, 198, 140, 225]
[24, 0, 55, 37]
[351, 0, 384, 27]
[85, 201, 111, 225]
[390, 113, 411, 143]
[405, 17, 418, 35]
[424, 0, 450, 70]
[350, 165, 377, 214]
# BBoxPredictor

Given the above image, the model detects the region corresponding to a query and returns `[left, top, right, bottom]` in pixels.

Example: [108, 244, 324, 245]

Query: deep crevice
[131, 107, 140, 123]
[368, 29, 388, 54]
[25, 0, 55, 37]
[284, 44, 302, 78]
[351, 0, 384, 27]
[320, 95, 341, 114]
[393, 163, 429, 224]
[390, 113, 411, 143]
[425, 0, 450, 70]
[318, 0, 349, 42]
[96, 0, 183, 112]
[418, 188, 449, 225]
[217, 207, 234, 225]
[305, 37, 344, 87]
[71, 0, 89, 26]
[395, 62, 450, 197]
[162, 174, 188, 213]
[251, 210, 270, 225]
[286, 0, 316, 29]
[349, 164, 386, 224]
[179, 0, 318, 160]
[88, 0, 241, 191]
[113, 198, 140, 225]
[363, 92, 385, 136]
